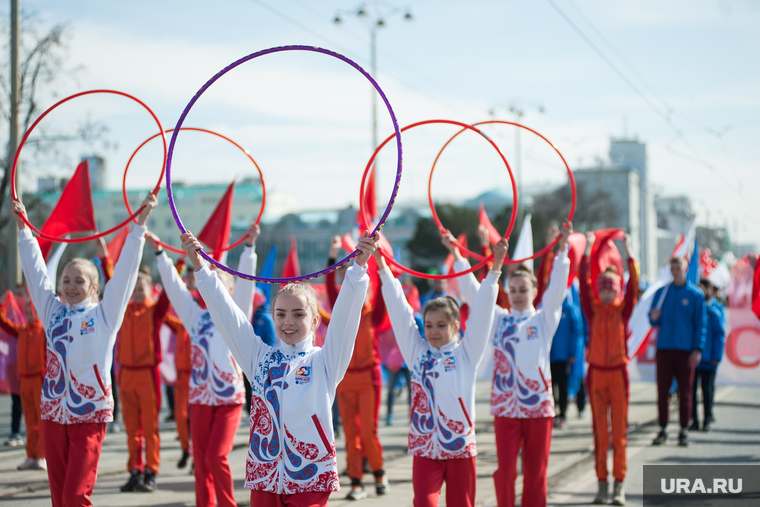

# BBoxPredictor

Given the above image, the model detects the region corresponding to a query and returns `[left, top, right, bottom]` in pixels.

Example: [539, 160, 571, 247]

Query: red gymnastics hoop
[358, 119, 518, 280]
[429, 120, 576, 264]
[122, 127, 266, 255]
[10, 89, 167, 242]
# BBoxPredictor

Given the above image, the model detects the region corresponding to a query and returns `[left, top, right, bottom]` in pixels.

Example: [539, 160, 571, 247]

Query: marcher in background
[0, 292, 46, 470]
[690, 278, 725, 432]
[649, 257, 706, 447]
[549, 293, 584, 429]
[580, 232, 638, 506]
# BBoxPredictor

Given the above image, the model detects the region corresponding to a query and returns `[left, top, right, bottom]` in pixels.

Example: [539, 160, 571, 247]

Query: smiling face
[508, 276, 537, 311]
[60, 261, 99, 305]
[424, 309, 460, 349]
[273, 293, 320, 346]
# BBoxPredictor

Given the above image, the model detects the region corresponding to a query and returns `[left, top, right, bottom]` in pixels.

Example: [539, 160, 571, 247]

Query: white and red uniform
[156, 247, 255, 507]
[378, 267, 499, 507]
[455, 249, 569, 507]
[18, 225, 146, 507]
[195, 259, 369, 505]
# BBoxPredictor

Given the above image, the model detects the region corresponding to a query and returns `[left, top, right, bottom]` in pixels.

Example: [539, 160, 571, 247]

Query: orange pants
[587, 366, 629, 482]
[337, 366, 384, 480]
[175, 370, 191, 452]
[20, 375, 44, 459]
[119, 367, 160, 473]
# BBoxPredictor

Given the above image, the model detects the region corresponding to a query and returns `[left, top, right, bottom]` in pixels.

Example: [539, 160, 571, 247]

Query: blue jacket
[550, 292, 584, 363]
[252, 303, 276, 347]
[697, 298, 725, 370]
[650, 282, 707, 351]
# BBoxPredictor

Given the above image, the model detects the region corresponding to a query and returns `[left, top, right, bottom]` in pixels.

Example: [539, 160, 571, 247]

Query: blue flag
[687, 236, 699, 285]
[260, 245, 277, 299]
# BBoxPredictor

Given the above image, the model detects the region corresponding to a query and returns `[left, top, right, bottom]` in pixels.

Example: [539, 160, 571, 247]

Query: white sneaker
[18, 458, 45, 470]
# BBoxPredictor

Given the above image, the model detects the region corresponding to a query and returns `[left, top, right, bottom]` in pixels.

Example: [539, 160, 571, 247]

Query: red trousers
[656, 349, 694, 428]
[175, 370, 191, 452]
[20, 375, 44, 459]
[119, 368, 160, 473]
[337, 366, 384, 480]
[412, 455, 477, 507]
[42, 420, 106, 507]
[587, 366, 629, 482]
[250, 490, 331, 507]
[190, 403, 242, 507]
[493, 417, 553, 507]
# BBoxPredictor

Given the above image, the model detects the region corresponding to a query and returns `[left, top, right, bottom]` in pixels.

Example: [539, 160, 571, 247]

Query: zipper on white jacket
[277, 345, 296, 493]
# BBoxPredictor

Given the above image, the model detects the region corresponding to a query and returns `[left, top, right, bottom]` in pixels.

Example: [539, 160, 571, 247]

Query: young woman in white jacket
[375, 238, 508, 507]
[148, 225, 257, 507]
[446, 222, 572, 507]
[11, 195, 156, 507]
[180, 230, 378, 507]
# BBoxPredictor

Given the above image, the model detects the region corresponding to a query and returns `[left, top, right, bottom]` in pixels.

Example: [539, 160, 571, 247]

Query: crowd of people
[1, 193, 725, 507]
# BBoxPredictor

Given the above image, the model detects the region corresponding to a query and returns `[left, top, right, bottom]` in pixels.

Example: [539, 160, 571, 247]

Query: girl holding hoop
[11, 194, 157, 507]
[180, 229, 378, 507]
[149, 224, 258, 507]
[375, 237, 508, 507]
[447, 222, 572, 507]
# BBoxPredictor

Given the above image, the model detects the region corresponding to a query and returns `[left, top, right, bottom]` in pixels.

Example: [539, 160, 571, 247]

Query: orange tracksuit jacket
[117, 292, 170, 474]
[579, 256, 638, 483]
[0, 306, 46, 460]
[327, 262, 386, 480]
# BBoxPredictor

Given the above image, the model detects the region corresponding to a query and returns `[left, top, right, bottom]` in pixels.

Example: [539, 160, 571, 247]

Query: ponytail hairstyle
[510, 264, 537, 288]
[423, 295, 461, 326]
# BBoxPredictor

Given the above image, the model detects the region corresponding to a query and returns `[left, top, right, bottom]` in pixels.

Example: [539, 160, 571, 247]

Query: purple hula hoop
[166, 45, 403, 283]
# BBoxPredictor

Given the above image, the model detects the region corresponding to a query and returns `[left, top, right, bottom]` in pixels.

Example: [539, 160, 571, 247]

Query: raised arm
[150, 233, 203, 329]
[444, 229, 480, 306]
[622, 244, 640, 325]
[181, 230, 262, 379]
[320, 232, 376, 386]
[376, 255, 426, 367]
[460, 238, 506, 367]
[12, 200, 60, 325]
[232, 223, 260, 321]
[578, 231, 595, 321]
[99, 194, 156, 333]
[538, 222, 572, 340]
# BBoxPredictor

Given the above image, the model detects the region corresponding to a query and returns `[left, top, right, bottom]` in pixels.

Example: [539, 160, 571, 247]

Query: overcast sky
[9, 0, 760, 246]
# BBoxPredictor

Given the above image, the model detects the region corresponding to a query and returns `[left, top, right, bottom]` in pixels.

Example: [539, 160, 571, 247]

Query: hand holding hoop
[181, 232, 205, 272]
[136, 194, 159, 226]
[11, 201, 28, 231]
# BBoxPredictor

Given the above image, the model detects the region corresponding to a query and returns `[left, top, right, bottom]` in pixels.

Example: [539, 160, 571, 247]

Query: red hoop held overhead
[430, 120, 576, 264]
[122, 127, 266, 255]
[10, 89, 166, 243]
[359, 119, 518, 280]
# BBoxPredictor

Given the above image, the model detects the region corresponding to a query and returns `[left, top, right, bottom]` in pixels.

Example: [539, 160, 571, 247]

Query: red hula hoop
[359, 119, 518, 280]
[122, 127, 266, 255]
[10, 89, 166, 242]
[429, 120, 576, 264]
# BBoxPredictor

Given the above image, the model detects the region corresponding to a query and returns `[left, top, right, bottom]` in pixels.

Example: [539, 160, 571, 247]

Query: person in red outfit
[0, 293, 46, 470]
[326, 236, 389, 500]
[117, 269, 176, 492]
[579, 232, 637, 506]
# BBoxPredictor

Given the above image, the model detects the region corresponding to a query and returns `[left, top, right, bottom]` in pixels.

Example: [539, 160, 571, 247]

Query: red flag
[566, 232, 587, 288]
[590, 228, 625, 299]
[752, 256, 760, 320]
[197, 181, 235, 262]
[106, 226, 130, 264]
[281, 236, 300, 279]
[478, 204, 501, 245]
[342, 231, 402, 278]
[38, 160, 97, 259]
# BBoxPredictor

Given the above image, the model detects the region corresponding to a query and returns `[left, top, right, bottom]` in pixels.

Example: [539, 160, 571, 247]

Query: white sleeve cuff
[195, 265, 214, 282]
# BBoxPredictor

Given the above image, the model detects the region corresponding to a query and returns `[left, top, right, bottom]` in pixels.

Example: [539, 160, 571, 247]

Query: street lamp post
[334, 2, 412, 153]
